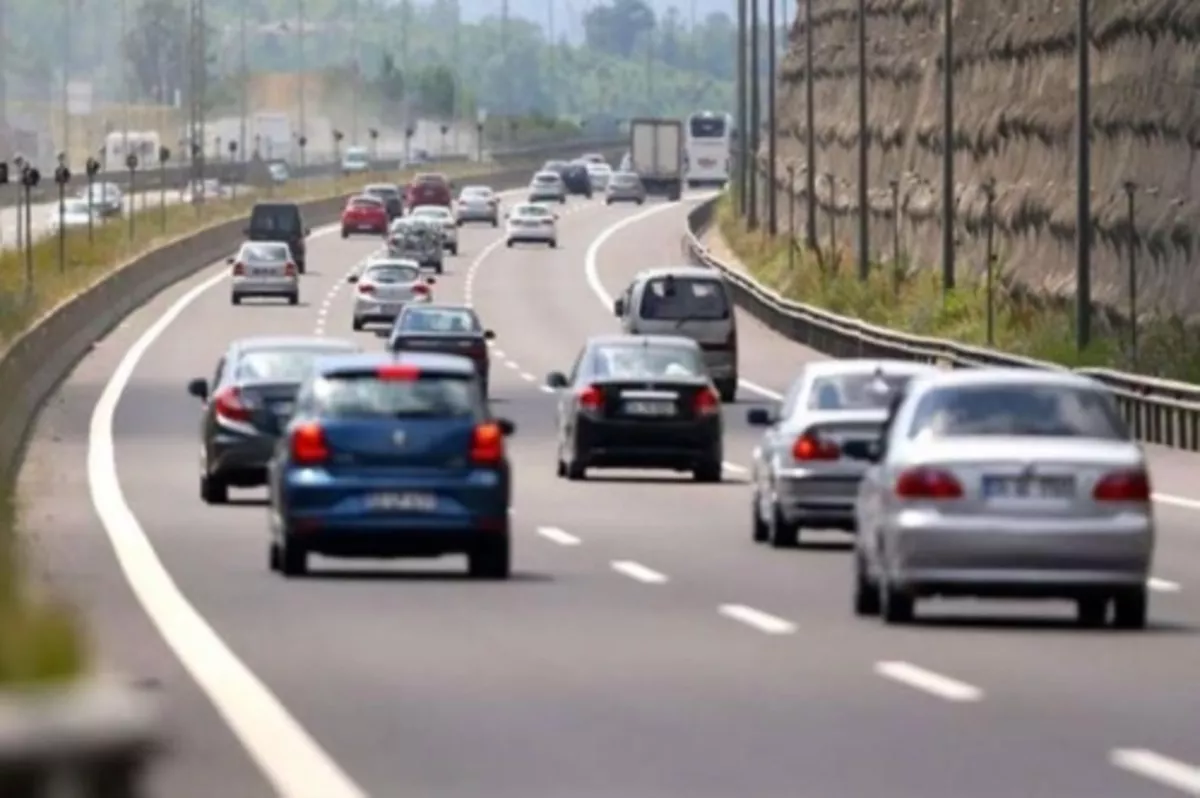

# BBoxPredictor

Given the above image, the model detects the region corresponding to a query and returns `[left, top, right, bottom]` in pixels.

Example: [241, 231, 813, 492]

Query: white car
[408, 205, 459, 255]
[228, 241, 299, 306]
[586, 162, 613, 190]
[341, 146, 371, 174]
[47, 198, 96, 232]
[80, 182, 123, 216]
[455, 185, 499, 226]
[528, 171, 566, 204]
[350, 258, 434, 331]
[505, 202, 558, 248]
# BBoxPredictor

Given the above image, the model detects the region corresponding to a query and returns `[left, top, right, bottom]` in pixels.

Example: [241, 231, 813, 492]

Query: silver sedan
[229, 241, 299, 305]
[854, 368, 1154, 629]
[350, 258, 434, 330]
[528, 171, 566, 204]
[455, 185, 499, 226]
[747, 360, 938, 547]
[605, 171, 646, 204]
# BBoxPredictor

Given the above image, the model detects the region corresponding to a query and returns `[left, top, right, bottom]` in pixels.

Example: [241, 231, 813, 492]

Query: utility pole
[748, 0, 760, 230]
[60, 0, 71, 166]
[690, 0, 699, 101]
[940, 0, 955, 292]
[855, 0, 869, 280]
[736, 0, 747, 217]
[1076, 0, 1092, 349]
[766, 0, 777, 234]
[500, 0, 509, 116]
[121, 0, 129, 156]
[298, 0, 306, 151]
[451, 0, 460, 147]
[351, 0, 360, 144]
[239, 3, 248, 159]
[547, 0, 554, 114]
[646, 30, 654, 112]
[803, 0, 816, 249]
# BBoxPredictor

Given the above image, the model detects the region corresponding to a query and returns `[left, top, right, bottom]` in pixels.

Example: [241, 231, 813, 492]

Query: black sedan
[186, 335, 360, 503]
[545, 334, 724, 482]
[387, 304, 496, 397]
[363, 182, 404, 219]
[543, 159, 593, 198]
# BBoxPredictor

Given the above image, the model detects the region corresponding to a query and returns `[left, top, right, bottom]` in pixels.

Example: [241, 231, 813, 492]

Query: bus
[684, 111, 733, 188]
[102, 130, 162, 173]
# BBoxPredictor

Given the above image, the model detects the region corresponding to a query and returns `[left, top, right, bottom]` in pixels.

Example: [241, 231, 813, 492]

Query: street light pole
[1075, 0, 1093, 350]
[239, 3, 247, 159]
[803, 0, 817, 249]
[748, 0, 760, 230]
[120, 0, 129, 157]
[855, 0, 869, 281]
[765, 0, 777, 235]
[351, 0, 360, 144]
[298, 0, 307, 164]
[736, 0, 748, 217]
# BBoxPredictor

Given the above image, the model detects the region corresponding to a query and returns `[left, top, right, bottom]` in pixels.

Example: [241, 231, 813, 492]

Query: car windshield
[689, 115, 727, 138]
[907, 383, 1127, 440]
[592, 344, 705, 379]
[312, 373, 479, 418]
[807, 372, 914, 411]
[235, 349, 334, 382]
[239, 243, 290, 263]
[366, 186, 399, 198]
[365, 264, 420, 283]
[638, 276, 730, 320]
[398, 308, 480, 333]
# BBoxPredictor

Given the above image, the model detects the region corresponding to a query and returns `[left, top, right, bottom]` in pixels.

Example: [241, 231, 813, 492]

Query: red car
[340, 195, 389, 238]
[405, 173, 452, 208]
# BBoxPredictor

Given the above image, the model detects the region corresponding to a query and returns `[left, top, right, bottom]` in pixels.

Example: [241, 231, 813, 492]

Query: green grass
[0, 158, 531, 686]
[716, 194, 1200, 380]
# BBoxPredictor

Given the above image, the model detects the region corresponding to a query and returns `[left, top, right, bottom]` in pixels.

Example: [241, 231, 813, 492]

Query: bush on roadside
[716, 194, 1200, 380]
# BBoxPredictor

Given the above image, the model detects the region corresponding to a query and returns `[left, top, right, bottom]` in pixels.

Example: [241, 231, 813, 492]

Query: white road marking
[536, 526, 581, 546]
[874, 661, 983, 702]
[505, 360, 520, 370]
[1154, 492, 1200, 511]
[87, 225, 367, 797]
[611, 560, 668, 584]
[722, 461, 747, 473]
[1149, 577, 1181, 592]
[491, 347, 505, 357]
[718, 604, 797, 634]
[520, 371, 535, 382]
[539, 385, 556, 394]
[1111, 749, 1200, 795]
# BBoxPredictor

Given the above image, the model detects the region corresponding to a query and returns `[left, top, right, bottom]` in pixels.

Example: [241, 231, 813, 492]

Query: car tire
[468, 536, 511, 579]
[341, 228, 349, 238]
[505, 239, 513, 248]
[287, 293, 299, 306]
[565, 448, 587, 481]
[692, 460, 722, 483]
[637, 199, 645, 205]
[491, 218, 498, 227]
[853, 552, 881, 616]
[268, 543, 280, 572]
[548, 240, 557, 249]
[716, 379, 737, 403]
[880, 580, 915, 624]
[200, 473, 228, 504]
[352, 317, 364, 331]
[231, 295, 241, 306]
[605, 198, 612, 205]
[1112, 588, 1148, 630]
[555, 456, 567, 478]
[278, 538, 308, 578]
[1076, 597, 1108, 627]
[768, 503, 798, 548]
[449, 244, 458, 255]
[751, 493, 769, 543]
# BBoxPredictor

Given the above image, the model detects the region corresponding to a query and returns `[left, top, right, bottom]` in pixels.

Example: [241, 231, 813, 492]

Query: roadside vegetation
[715, 195, 1200, 381]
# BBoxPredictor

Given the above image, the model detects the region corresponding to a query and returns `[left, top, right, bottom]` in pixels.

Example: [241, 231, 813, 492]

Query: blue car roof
[313, 350, 477, 376]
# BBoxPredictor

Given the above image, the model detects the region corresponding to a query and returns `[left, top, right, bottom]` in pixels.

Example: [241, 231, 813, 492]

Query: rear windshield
[366, 187, 399, 198]
[907, 384, 1127, 440]
[592, 344, 706, 379]
[350, 196, 382, 208]
[235, 349, 336, 382]
[365, 264, 420, 283]
[534, 174, 559, 184]
[808, 373, 914, 411]
[689, 115, 727, 138]
[638, 276, 730, 321]
[239, 243, 290, 262]
[613, 173, 639, 185]
[312, 373, 481, 419]
[398, 308, 480, 333]
[415, 174, 447, 185]
[516, 205, 551, 217]
[250, 205, 302, 234]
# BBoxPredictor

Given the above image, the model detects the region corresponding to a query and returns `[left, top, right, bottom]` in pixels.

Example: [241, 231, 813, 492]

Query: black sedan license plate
[365, 492, 437, 511]
[624, 400, 676, 417]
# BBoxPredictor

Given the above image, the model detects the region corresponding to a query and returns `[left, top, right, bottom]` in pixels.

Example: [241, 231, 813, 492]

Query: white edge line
[87, 225, 368, 797]
[536, 526, 581, 546]
[874, 660, 983, 703]
[1148, 577, 1181, 593]
[717, 604, 796, 634]
[611, 560, 668, 584]
[1110, 749, 1200, 794]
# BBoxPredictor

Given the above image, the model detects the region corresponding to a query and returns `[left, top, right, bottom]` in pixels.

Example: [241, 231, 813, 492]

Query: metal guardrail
[681, 197, 1200, 451]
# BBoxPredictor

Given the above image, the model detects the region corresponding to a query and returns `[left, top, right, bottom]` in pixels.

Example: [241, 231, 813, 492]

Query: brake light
[792, 433, 839, 460]
[412, 284, 429, 296]
[213, 386, 251, 422]
[358, 283, 375, 294]
[231, 261, 245, 276]
[377, 363, 421, 381]
[895, 468, 963, 499]
[1093, 470, 1151, 502]
[470, 422, 504, 465]
[284, 262, 296, 277]
[578, 385, 603, 412]
[290, 422, 329, 465]
[693, 387, 720, 416]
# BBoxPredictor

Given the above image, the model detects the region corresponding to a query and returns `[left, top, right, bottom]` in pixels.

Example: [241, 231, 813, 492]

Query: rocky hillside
[761, 0, 1200, 318]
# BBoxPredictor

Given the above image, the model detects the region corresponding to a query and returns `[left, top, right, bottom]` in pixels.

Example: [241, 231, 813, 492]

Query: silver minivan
[612, 266, 739, 402]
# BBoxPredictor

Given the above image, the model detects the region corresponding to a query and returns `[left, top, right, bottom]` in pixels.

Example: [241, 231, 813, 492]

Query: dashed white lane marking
[519, 371, 535, 382]
[611, 560, 669, 584]
[504, 360, 520, 370]
[874, 661, 984, 703]
[1149, 577, 1181, 593]
[717, 604, 797, 635]
[722, 462, 747, 473]
[1111, 749, 1200, 795]
[538, 385, 556, 394]
[536, 526, 581, 546]
[88, 225, 368, 797]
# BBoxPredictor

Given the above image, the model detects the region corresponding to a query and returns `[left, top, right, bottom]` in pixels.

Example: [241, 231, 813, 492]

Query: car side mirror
[745, 407, 774, 426]
[613, 298, 625, 316]
[496, 418, 516, 436]
[862, 441, 884, 464]
[187, 378, 208, 400]
[483, 329, 496, 340]
[545, 371, 569, 389]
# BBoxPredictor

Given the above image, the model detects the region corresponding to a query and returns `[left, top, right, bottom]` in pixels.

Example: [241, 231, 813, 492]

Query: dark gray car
[187, 336, 359, 503]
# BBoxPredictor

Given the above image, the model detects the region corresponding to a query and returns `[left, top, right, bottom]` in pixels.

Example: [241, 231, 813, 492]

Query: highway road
[16, 186, 1200, 797]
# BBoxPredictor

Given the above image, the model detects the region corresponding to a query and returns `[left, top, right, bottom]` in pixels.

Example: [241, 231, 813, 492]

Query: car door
[857, 390, 907, 558]
[558, 348, 587, 450]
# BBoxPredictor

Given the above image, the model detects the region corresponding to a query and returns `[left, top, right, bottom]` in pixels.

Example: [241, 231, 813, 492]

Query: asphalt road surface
[17, 187, 1200, 797]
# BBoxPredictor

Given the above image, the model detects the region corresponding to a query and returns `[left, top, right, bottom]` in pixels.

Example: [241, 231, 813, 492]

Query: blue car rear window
[312, 374, 481, 419]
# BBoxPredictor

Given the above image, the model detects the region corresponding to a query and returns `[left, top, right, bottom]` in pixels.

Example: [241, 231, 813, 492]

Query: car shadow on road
[301, 568, 554, 584]
[225, 496, 269, 506]
[579, 474, 748, 486]
[908, 614, 1196, 636]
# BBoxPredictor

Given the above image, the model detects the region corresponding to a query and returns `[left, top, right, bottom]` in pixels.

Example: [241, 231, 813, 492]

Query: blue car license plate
[365, 492, 437, 512]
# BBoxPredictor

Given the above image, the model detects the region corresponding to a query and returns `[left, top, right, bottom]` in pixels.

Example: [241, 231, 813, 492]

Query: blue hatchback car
[266, 351, 516, 579]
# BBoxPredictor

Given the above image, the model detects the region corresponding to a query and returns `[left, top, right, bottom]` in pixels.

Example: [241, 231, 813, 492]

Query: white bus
[102, 130, 162, 173]
[684, 111, 733, 188]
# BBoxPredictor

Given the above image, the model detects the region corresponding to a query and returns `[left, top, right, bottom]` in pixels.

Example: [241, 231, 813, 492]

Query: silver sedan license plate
[983, 476, 1074, 500]
[624, 400, 676, 417]
[365, 492, 437, 511]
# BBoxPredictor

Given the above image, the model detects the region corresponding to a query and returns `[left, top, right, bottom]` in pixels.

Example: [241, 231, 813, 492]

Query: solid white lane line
[874, 661, 983, 702]
[1149, 577, 1181, 592]
[1111, 749, 1200, 795]
[722, 461, 747, 473]
[718, 604, 797, 634]
[1154, 493, 1200, 511]
[536, 526, 581, 546]
[611, 560, 668, 584]
[88, 226, 367, 797]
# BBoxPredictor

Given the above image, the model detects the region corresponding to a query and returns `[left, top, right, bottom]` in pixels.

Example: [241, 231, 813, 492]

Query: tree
[414, 64, 456, 118]
[583, 0, 656, 58]
[376, 53, 406, 104]
[123, 0, 211, 104]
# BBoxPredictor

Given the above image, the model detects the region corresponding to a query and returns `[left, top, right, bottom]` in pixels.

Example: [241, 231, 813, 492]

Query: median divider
[0, 140, 619, 794]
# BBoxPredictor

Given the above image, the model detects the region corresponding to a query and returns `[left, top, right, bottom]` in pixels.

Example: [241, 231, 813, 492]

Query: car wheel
[605, 198, 612, 205]
[505, 239, 513, 248]
[637, 199, 645, 205]
[880, 579, 915, 624]
[853, 552, 881, 616]
[548, 239, 557, 249]
[449, 244, 458, 255]
[768, 503, 798, 548]
[468, 536, 511, 579]
[692, 460, 722, 483]
[751, 493, 769, 543]
[1076, 597, 1109, 627]
[341, 228, 349, 238]
[565, 447, 587, 481]
[555, 455, 567, 478]
[200, 473, 228, 504]
[268, 542, 280, 572]
[716, 379, 737, 403]
[491, 218, 498, 227]
[278, 537, 308, 577]
[231, 295, 241, 306]
[352, 317, 364, 331]
[1112, 588, 1148, 630]
[287, 293, 299, 306]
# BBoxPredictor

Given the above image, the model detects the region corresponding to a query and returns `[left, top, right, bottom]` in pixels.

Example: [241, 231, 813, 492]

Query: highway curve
[16, 188, 1200, 797]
